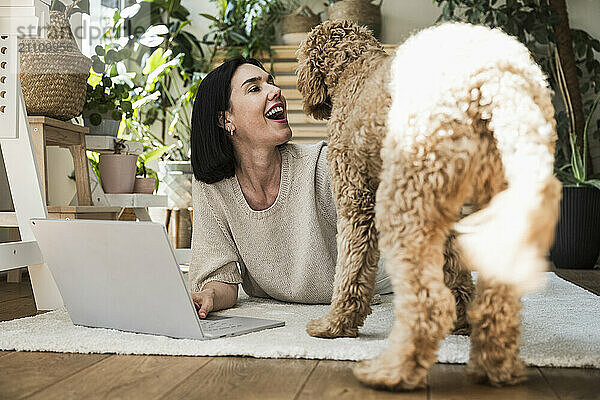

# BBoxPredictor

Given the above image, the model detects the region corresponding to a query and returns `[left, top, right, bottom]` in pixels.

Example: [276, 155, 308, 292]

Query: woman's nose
[268, 85, 281, 101]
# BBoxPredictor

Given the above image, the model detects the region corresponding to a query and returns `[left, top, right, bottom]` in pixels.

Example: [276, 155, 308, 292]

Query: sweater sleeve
[189, 179, 243, 293]
[314, 142, 337, 228]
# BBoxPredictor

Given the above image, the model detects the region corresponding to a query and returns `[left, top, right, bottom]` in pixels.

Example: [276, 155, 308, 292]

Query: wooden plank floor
[1, 270, 599, 400]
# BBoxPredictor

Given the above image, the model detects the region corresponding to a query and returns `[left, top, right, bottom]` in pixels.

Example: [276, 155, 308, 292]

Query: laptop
[29, 218, 285, 340]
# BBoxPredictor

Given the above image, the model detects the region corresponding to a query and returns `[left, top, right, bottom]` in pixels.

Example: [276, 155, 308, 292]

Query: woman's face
[224, 63, 292, 148]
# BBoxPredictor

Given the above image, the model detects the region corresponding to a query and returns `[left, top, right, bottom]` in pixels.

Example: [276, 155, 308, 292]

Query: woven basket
[328, 0, 383, 39]
[282, 6, 320, 34]
[19, 10, 91, 121]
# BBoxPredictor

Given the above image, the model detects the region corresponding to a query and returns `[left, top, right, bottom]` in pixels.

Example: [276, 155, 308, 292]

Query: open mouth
[265, 104, 286, 121]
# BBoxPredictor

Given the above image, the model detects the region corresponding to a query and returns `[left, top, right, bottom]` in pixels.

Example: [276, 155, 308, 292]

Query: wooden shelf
[103, 193, 167, 208]
[85, 135, 143, 155]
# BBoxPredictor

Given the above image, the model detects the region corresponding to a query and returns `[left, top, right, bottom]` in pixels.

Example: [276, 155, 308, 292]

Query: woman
[189, 57, 391, 318]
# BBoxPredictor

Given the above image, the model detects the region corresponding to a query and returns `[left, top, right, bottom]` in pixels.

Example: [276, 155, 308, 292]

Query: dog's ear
[296, 20, 382, 121]
[296, 35, 332, 120]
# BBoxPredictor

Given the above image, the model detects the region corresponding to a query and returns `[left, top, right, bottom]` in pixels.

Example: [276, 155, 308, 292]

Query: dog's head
[296, 20, 383, 120]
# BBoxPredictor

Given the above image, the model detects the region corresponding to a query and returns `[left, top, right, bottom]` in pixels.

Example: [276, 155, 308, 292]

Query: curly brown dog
[296, 20, 561, 391]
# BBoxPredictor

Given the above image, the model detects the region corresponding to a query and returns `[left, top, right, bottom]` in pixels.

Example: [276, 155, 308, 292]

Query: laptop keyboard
[199, 316, 244, 332]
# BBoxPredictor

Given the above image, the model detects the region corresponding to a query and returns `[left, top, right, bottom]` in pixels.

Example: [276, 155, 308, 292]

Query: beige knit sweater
[189, 141, 339, 303]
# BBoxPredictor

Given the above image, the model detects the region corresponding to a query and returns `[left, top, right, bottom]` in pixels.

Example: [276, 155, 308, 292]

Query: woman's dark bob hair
[191, 56, 266, 184]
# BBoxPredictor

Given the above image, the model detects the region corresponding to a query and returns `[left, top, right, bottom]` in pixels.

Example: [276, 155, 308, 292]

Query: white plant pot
[158, 160, 193, 208]
[82, 111, 121, 137]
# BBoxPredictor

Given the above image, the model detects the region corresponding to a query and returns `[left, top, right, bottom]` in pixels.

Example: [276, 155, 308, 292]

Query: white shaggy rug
[0, 273, 598, 368]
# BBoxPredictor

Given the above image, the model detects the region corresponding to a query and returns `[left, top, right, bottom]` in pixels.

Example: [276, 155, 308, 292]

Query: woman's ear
[217, 110, 235, 131]
[217, 111, 225, 129]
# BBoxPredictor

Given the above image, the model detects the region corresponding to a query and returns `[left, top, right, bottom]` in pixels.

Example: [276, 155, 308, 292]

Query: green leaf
[584, 179, 600, 190]
[89, 113, 103, 126]
[132, 91, 161, 109]
[91, 58, 105, 74]
[109, 64, 118, 78]
[229, 31, 249, 44]
[142, 48, 165, 75]
[121, 101, 133, 113]
[77, 0, 90, 15]
[199, 13, 219, 22]
[50, 0, 66, 12]
[117, 47, 132, 61]
[105, 49, 118, 64]
[140, 145, 173, 163]
[87, 69, 102, 88]
[95, 45, 105, 56]
[554, 168, 578, 185]
[111, 110, 123, 121]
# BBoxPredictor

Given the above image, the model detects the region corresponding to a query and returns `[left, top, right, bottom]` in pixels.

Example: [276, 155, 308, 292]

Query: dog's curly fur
[297, 21, 561, 391]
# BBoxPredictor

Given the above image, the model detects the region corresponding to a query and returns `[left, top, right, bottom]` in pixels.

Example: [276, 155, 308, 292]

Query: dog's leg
[445, 133, 506, 337]
[467, 278, 525, 386]
[443, 232, 474, 335]
[307, 158, 380, 338]
[354, 211, 455, 390]
[456, 71, 561, 387]
[353, 139, 467, 390]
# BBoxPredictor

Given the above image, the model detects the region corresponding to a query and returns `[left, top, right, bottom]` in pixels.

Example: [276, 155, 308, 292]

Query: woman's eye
[249, 86, 260, 92]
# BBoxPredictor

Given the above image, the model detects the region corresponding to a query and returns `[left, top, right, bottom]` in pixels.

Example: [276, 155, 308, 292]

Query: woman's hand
[190, 281, 238, 319]
[191, 289, 215, 319]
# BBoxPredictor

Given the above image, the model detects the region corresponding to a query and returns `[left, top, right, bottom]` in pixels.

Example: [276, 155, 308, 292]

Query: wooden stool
[165, 207, 193, 249]
[47, 205, 122, 220]
[28, 116, 92, 206]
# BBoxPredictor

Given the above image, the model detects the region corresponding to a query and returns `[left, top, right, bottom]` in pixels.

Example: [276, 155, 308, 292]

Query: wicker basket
[282, 6, 320, 34]
[328, 0, 383, 39]
[281, 6, 321, 45]
[19, 9, 91, 121]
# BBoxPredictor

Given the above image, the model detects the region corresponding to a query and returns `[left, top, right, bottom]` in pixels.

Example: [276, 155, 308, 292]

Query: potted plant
[133, 145, 172, 194]
[551, 80, 600, 268]
[201, 0, 287, 63]
[280, 2, 321, 45]
[99, 2, 202, 209]
[134, 161, 157, 194]
[433, 1, 600, 269]
[98, 139, 138, 194]
[82, 44, 135, 136]
[326, 0, 383, 40]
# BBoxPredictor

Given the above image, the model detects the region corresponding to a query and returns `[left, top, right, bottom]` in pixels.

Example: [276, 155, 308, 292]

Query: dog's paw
[468, 357, 526, 387]
[306, 315, 358, 338]
[353, 356, 426, 391]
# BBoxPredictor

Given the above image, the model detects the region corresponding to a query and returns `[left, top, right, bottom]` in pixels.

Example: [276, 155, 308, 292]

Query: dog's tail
[454, 179, 561, 293]
[454, 70, 561, 294]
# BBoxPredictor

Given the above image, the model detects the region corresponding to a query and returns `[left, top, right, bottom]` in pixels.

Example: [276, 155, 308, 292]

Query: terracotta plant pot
[98, 154, 138, 194]
[133, 177, 156, 194]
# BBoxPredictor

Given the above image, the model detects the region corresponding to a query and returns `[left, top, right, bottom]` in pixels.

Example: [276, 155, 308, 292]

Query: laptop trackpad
[199, 315, 285, 338]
